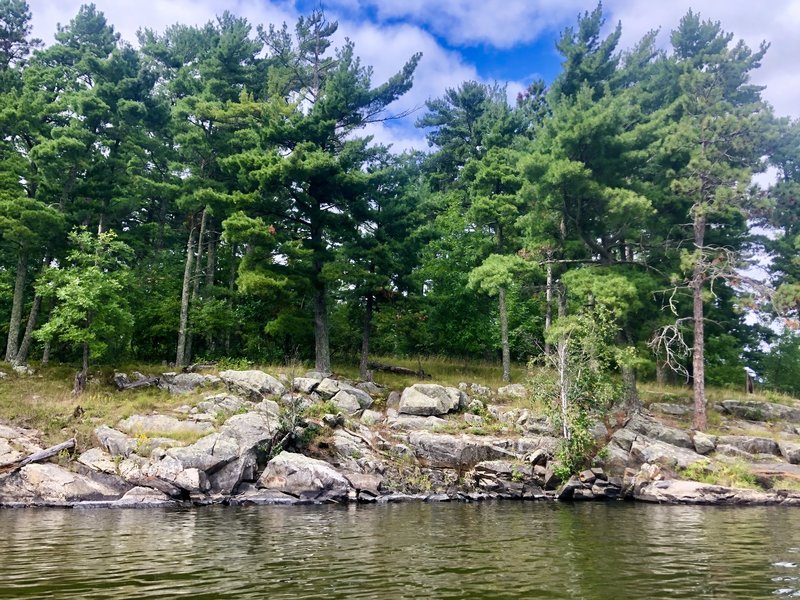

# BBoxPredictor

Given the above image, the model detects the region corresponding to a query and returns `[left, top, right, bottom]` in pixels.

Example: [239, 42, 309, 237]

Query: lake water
[2, 501, 800, 599]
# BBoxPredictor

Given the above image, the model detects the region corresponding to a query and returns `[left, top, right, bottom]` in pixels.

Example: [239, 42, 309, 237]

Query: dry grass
[0, 363, 209, 449]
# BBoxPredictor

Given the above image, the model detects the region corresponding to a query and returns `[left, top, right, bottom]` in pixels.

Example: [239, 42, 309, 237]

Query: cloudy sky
[26, 0, 800, 151]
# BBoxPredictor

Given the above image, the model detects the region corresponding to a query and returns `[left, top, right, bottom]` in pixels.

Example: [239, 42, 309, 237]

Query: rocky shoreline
[2, 369, 800, 509]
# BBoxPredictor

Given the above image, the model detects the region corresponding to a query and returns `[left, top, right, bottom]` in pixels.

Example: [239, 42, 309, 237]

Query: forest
[1, 1, 799, 430]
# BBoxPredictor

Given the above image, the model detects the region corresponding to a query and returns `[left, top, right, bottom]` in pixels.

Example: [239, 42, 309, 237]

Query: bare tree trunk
[692, 212, 707, 431]
[176, 219, 197, 367]
[224, 242, 237, 356]
[556, 283, 569, 440]
[205, 230, 216, 288]
[499, 286, 511, 382]
[73, 341, 89, 395]
[622, 364, 640, 413]
[313, 284, 330, 374]
[14, 293, 41, 365]
[41, 340, 50, 366]
[656, 359, 667, 386]
[5, 250, 28, 362]
[544, 262, 553, 356]
[185, 208, 208, 364]
[359, 294, 373, 381]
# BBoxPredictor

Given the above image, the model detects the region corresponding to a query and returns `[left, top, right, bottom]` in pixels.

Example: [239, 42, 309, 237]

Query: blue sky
[27, 0, 800, 151]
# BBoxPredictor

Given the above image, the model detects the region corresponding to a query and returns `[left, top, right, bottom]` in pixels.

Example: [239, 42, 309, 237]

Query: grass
[0, 362, 210, 449]
[680, 458, 760, 489]
[640, 382, 800, 408]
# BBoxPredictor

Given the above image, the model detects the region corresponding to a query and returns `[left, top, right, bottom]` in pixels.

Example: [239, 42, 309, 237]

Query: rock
[464, 413, 484, 426]
[625, 413, 694, 449]
[543, 462, 562, 490]
[117, 486, 175, 507]
[255, 399, 281, 416]
[331, 390, 363, 416]
[196, 394, 252, 417]
[387, 415, 448, 431]
[0, 370, 7, 379]
[357, 381, 382, 395]
[218, 370, 286, 401]
[293, 377, 320, 393]
[779, 441, 800, 464]
[635, 478, 794, 505]
[117, 414, 214, 437]
[398, 384, 463, 416]
[95, 425, 136, 457]
[343, 472, 383, 496]
[720, 399, 800, 423]
[228, 489, 303, 506]
[628, 437, 706, 470]
[337, 384, 374, 409]
[77, 448, 119, 474]
[386, 391, 402, 410]
[497, 383, 527, 400]
[113, 372, 130, 389]
[578, 469, 596, 484]
[555, 476, 582, 500]
[525, 448, 548, 467]
[257, 451, 351, 502]
[360, 410, 384, 426]
[649, 402, 692, 416]
[459, 382, 491, 397]
[12, 365, 34, 376]
[0, 463, 130, 506]
[209, 450, 258, 495]
[589, 421, 608, 441]
[166, 433, 239, 473]
[161, 372, 218, 394]
[693, 431, 717, 455]
[174, 468, 211, 494]
[315, 378, 340, 399]
[715, 435, 780, 456]
[304, 371, 329, 381]
[218, 411, 277, 452]
[407, 431, 515, 469]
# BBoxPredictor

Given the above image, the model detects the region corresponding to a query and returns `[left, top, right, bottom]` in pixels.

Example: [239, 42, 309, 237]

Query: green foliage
[680, 459, 758, 489]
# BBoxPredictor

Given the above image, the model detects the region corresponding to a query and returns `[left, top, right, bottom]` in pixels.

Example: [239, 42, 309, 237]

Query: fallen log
[367, 362, 430, 379]
[1, 438, 76, 474]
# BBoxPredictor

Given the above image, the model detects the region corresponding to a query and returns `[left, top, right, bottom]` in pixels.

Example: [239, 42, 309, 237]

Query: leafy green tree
[35, 228, 133, 393]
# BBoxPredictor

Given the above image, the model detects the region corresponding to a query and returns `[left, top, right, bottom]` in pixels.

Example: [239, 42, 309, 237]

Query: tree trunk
[185, 208, 208, 364]
[14, 293, 41, 365]
[622, 364, 641, 413]
[556, 282, 569, 440]
[205, 230, 217, 354]
[5, 250, 28, 362]
[313, 283, 330, 374]
[176, 219, 197, 367]
[73, 341, 89, 395]
[544, 262, 553, 356]
[656, 360, 667, 386]
[359, 294, 373, 381]
[224, 243, 237, 356]
[692, 212, 707, 431]
[499, 286, 510, 382]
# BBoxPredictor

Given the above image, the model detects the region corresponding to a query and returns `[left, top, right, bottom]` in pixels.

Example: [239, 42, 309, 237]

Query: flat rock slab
[0, 463, 131, 506]
[117, 415, 214, 437]
[635, 479, 800, 505]
[720, 400, 800, 423]
[407, 431, 516, 469]
[219, 370, 286, 401]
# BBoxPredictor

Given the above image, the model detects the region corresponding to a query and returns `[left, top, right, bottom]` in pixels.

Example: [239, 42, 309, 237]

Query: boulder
[117, 486, 175, 508]
[174, 468, 211, 494]
[331, 390, 362, 416]
[407, 431, 516, 469]
[398, 384, 463, 416]
[195, 394, 252, 417]
[218, 370, 286, 401]
[497, 384, 527, 400]
[779, 441, 800, 464]
[635, 478, 793, 505]
[628, 437, 706, 470]
[386, 391, 402, 410]
[625, 413, 694, 449]
[166, 433, 239, 473]
[649, 403, 692, 417]
[292, 377, 320, 393]
[304, 371, 329, 381]
[218, 411, 277, 452]
[357, 382, 382, 396]
[715, 435, 780, 456]
[12, 365, 34, 376]
[77, 448, 119, 474]
[386, 415, 448, 431]
[257, 451, 351, 502]
[161, 372, 219, 394]
[95, 425, 136, 457]
[337, 384, 374, 409]
[720, 400, 800, 423]
[343, 472, 383, 496]
[0, 463, 130, 506]
[315, 378, 340, 399]
[116, 414, 213, 437]
[360, 410, 384, 426]
[693, 431, 717, 455]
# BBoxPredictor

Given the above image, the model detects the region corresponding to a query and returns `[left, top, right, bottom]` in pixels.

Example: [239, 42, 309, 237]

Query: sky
[25, 0, 800, 152]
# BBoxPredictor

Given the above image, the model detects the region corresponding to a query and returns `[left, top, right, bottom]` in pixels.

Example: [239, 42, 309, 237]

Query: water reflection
[1, 502, 799, 599]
